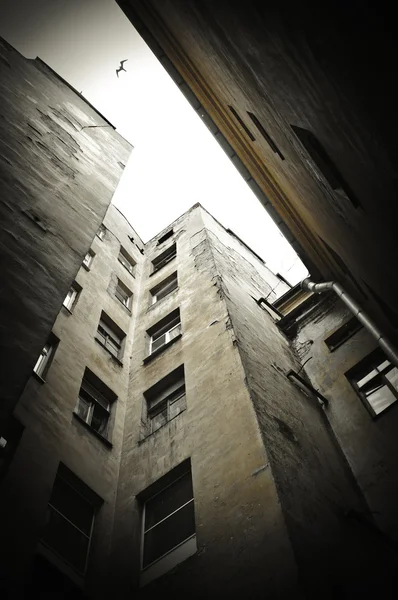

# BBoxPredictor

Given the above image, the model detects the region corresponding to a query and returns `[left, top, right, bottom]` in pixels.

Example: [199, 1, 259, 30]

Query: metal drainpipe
[301, 278, 398, 369]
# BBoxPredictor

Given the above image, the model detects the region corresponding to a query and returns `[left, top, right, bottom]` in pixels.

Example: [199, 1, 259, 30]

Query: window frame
[325, 317, 363, 352]
[96, 224, 106, 241]
[63, 282, 82, 313]
[74, 370, 117, 443]
[33, 334, 59, 381]
[118, 246, 136, 276]
[151, 243, 177, 274]
[82, 249, 95, 270]
[115, 278, 133, 311]
[148, 385, 186, 433]
[149, 318, 181, 355]
[95, 312, 125, 362]
[347, 349, 398, 417]
[150, 272, 178, 305]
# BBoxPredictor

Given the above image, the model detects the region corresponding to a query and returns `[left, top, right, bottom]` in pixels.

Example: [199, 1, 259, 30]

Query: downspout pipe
[301, 278, 398, 369]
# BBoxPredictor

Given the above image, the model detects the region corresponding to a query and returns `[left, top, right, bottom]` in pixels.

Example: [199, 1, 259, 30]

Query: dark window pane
[150, 407, 168, 433]
[77, 396, 90, 422]
[41, 507, 90, 573]
[145, 472, 193, 530]
[143, 500, 195, 567]
[90, 403, 109, 435]
[50, 477, 93, 535]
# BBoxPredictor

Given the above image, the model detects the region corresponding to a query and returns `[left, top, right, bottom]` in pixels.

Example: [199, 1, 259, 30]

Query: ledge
[82, 263, 91, 272]
[72, 413, 113, 448]
[149, 257, 176, 277]
[95, 338, 124, 366]
[61, 305, 73, 315]
[146, 288, 179, 313]
[138, 408, 186, 445]
[32, 371, 46, 384]
[143, 334, 182, 364]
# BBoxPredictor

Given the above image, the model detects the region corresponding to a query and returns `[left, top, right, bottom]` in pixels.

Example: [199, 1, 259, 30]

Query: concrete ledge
[72, 413, 113, 448]
[143, 334, 182, 364]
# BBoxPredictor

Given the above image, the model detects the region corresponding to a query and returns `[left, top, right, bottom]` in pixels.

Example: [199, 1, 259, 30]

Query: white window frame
[82, 250, 94, 269]
[96, 322, 122, 359]
[118, 248, 135, 275]
[96, 224, 106, 240]
[152, 244, 176, 273]
[115, 280, 132, 310]
[33, 343, 52, 378]
[63, 283, 81, 312]
[76, 387, 111, 436]
[148, 386, 186, 433]
[350, 351, 398, 417]
[150, 319, 181, 354]
[151, 274, 178, 305]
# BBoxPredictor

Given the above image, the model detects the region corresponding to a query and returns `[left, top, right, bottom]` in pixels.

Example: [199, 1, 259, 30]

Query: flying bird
[116, 59, 128, 78]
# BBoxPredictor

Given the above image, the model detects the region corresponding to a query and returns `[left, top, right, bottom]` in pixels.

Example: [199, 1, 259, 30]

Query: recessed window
[82, 249, 95, 270]
[63, 281, 82, 312]
[347, 349, 398, 416]
[144, 365, 186, 434]
[118, 246, 136, 276]
[150, 272, 178, 305]
[33, 333, 59, 380]
[40, 464, 100, 574]
[325, 317, 363, 352]
[247, 112, 285, 160]
[75, 368, 117, 438]
[228, 105, 255, 141]
[152, 243, 176, 274]
[115, 279, 133, 311]
[157, 229, 174, 245]
[291, 126, 360, 208]
[96, 224, 106, 240]
[140, 460, 196, 584]
[95, 311, 125, 361]
[147, 309, 181, 356]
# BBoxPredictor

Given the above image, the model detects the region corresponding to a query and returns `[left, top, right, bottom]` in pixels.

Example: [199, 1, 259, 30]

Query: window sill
[115, 296, 132, 314]
[72, 413, 113, 448]
[118, 258, 136, 278]
[82, 263, 91, 272]
[138, 408, 186, 445]
[61, 305, 73, 315]
[143, 334, 182, 364]
[95, 338, 124, 366]
[32, 371, 46, 384]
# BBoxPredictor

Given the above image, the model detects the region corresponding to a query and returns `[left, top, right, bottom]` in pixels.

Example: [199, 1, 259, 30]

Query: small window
[325, 317, 363, 352]
[96, 224, 106, 240]
[147, 309, 181, 356]
[40, 464, 100, 574]
[247, 112, 285, 159]
[33, 333, 59, 380]
[63, 281, 82, 312]
[82, 249, 95, 270]
[150, 272, 178, 305]
[347, 349, 398, 416]
[115, 279, 133, 311]
[118, 247, 136, 276]
[152, 244, 176, 274]
[75, 368, 117, 438]
[144, 365, 186, 434]
[140, 460, 196, 580]
[157, 229, 174, 246]
[95, 311, 125, 361]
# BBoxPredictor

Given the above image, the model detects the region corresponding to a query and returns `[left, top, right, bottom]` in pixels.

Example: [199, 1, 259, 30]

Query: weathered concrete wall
[0, 38, 132, 430]
[118, 0, 398, 337]
[0, 205, 143, 598]
[292, 295, 398, 543]
[110, 205, 302, 599]
[202, 212, 398, 597]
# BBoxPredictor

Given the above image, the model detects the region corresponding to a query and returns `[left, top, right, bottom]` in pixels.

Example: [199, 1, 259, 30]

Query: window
[152, 243, 176, 274]
[82, 249, 95, 270]
[33, 334, 59, 380]
[144, 365, 186, 434]
[140, 460, 196, 582]
[0, 416, 24, 483]
[118, 246, 136, 275]
[115, 279, 133, 311]
[147, 309, 181, 356]
[325, 317, 363, 352]
[150, 272, 178, 305]
[291, 126, 360, 208]
[228, 105, 255, 141]
[247, 112, 285, 159]
[63, 282, 82, 312]
[347, 349, 398, 416]
[95, 312, 125, 361]
[96, 224, 106, 240]
[40, 464, 100, 574]
[157, 229, 174, 245]
[75, 368, 117, 438]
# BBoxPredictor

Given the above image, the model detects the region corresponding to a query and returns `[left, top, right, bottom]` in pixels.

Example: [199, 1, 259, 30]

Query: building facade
[115, 0, 398, 340]
[2, 203, 398, 599]
[0, 37, 132, 432]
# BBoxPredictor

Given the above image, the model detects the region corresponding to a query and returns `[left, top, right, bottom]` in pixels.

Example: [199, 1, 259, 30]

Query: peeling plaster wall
[110, 206, 302, 599]
[292, 295, 398, 542]
[0, 205, 143, 598]
[0, 38, 132, 429]
[202, 213, 398, 597]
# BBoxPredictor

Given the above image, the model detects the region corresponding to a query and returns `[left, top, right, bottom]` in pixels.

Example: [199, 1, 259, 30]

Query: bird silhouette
[116, 59, 128, 78]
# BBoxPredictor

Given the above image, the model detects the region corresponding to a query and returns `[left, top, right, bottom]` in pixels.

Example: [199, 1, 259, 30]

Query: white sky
[0, 0, 308, 284]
